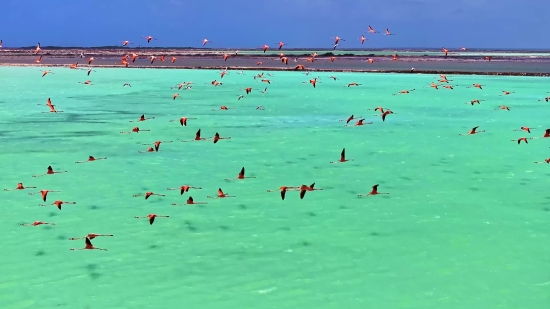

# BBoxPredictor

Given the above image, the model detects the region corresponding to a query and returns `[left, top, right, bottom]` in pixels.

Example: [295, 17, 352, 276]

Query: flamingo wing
[300, 189, 306, 199]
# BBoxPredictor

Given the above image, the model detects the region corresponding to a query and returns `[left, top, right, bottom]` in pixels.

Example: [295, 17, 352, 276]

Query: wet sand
[2, 48, 550, 76]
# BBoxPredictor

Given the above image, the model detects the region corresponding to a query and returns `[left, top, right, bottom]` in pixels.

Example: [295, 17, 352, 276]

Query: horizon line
[3, 46, 550, 52]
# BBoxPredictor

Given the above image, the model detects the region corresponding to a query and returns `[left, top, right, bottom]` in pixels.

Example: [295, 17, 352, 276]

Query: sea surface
[0, 67, 549, 309]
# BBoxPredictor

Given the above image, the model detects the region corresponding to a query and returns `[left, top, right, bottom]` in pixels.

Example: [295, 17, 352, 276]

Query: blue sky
[1, 0, 549, 49]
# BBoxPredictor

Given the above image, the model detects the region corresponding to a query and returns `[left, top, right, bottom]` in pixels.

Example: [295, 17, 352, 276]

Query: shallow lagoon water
[0, 67, 549, 309]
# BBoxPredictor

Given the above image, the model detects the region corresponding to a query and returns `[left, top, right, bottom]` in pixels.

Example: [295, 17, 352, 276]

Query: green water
[0, 67, 549, 309]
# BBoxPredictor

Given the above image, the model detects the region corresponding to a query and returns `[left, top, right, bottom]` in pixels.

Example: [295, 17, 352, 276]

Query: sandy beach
[2, 48, 550, 76]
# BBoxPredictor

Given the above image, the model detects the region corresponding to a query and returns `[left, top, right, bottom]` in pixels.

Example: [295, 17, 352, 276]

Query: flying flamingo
[32, 166, 67, 177]
[3, 183, 37, 191]
[135, 214, 169, 225]
[267, 186, 298, 201]
[467, 84, 484, 90]
[70, 237, 108, 251]
[39, 200, 76, 210]
[384, 29, 395, 35]
[75, 156, 106, 163]
[142, 36, 157, 43]
[330, 148, 353, 164]
[459, 126, 485, 136]
[28, 189, 61, 202]
[130, 114, 155, 122]
[42, 97, 55, 107]
[225, 167, 256, 180]
[142, 140, 172, 152]
[512, 137, 532, 144]
[213, 132, 231, 144]
[201, 39, 211, 46]
[275, 41, 286, 50]
[366, 26, 379, 34]
[358, 184, 390, 196]
[41, 70, 53, 77]
[466, 99, 484, 105]
[393, 89, 415, 95]
[20, 221, 55, 226]
[182, 129, 207, 142]
[331, 36, 345, 45]
[303, 78, 319, 88]
[167, 185, 202, 195]
[380, 110, 394, 121]
[353, 119, 373, 126]
[169, 117, 196, 126]
[340, 114, 362, 125]
[305, 183, 323, 192]
[70, 233, 113, 240]
[120, 127, 150, 134]
[298, 184, 319, 200]
[133, 191, 165, 200]
[207, 188, 235, 199]
[120, 41, 133, 46]
[514, 127, 534, 134]
[43, 103, 63, 113]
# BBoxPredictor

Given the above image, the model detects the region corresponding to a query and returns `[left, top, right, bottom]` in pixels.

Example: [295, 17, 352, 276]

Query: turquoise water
[1, 67, 549, 309]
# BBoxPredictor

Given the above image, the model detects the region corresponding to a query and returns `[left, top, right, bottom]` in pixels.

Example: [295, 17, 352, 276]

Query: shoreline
[2, 62, 549, 77]
[2, 55, 550, 77]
